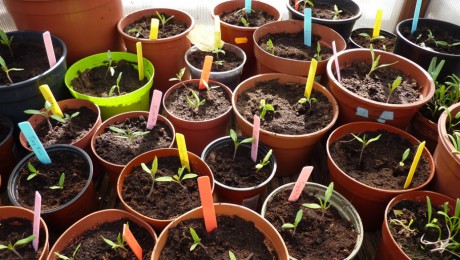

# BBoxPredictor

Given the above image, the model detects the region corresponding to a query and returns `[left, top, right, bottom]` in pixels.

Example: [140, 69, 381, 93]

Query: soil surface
[0, 217, 46, 259]
[159, 216, 278, 259]
[31, 107, 97, 147]
[219, 8, 276, 27]
[123, 13, 188, 39]
[264, 187, 358, 259]
[402, 25, 460, 55]
[236, 79, 334, 135]
[329, 130, 431, 190]
[350, 30, 395, 52]
[289, 0, 353, 20]
[258, 32, 333, 61]
[340, 61, 421, 104]
[204, 141, 272, 188]
[388, 199, 457, 259]
[164, 82, 231, 121]
[95, 115, 173, 165]
[71, 59, 148, 97]
[0, 37, 63, 86]
[58, 218, 155, 260]
[122, 156, 202, 220]
[187, 47, 243, 72]
[16, 150, 90, 211]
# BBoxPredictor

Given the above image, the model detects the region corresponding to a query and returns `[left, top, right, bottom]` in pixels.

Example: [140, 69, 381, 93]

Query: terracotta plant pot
[433, 102, 460, 199]
[91, 111, 175, 188]
[212, 0, 282, 80]
[261, 182, 364, 259]
[410, 111, 438, 154]
[163, 79, 233, 155]
[0, 114, 16, 192]
[253, 20, 346, 77]
[151, 203, 289, 259]
[232, 73, 339, 177]
[0, 206, 49, 260]
[3, 0, 123, 64]
[349, 28, 396, 52]
[201, 136, 277, 211]
[326, 48, 435, 129]
[286, 0, 362, 41]
[47, 209, 157, 260]
[376, 190, 456, 260]
[117, 8, 195, 94]
[8, 144, 98, 232]
[326, 122, 435, 231]
[117, 148, 214, 231]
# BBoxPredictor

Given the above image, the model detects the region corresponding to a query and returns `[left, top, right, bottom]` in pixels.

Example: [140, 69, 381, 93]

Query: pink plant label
[198, 176, 217, 233]
[123, 224, 143, 260]
[42, 31, 56, 68]
[32, 191, 41, 251]
[332, 41, 341, 82]
[251, 115, 260, 162]
[288, 166, 313, 202]
[146, 90, 162, 129]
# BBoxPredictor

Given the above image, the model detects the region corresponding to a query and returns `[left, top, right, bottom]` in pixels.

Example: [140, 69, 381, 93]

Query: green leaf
[23, 109, 43, 115]
[294, 209, 303, 227]
[27, 162, 37, 173]
[351, 133, 364, 143]
[303, 203, 321, 209]
[54, 252, 70, 260]
[14, 234, 36, 247]
[0, 56, 6, 68]
[189, 228, 200, 243]
[229, 251, 237, 260]
[141, 162, 151, 174]
[58, 173, 65, 187]
[229, 129, 238, 143]
[109, 126, 126, 134]
[101, 236, 118, 249]
[190, 243, 198, 251]
[368, 134, 382, 144]
[240, 137, 255, 145]
[155, 176, 174, 182]
[324, 182, 334, 205]
[27, 173, 37, 181]
[281, 223, 295, 229]
[181, 173, 198, 180]
[0, 245, 8, 250]
[50, 114, 66, 123]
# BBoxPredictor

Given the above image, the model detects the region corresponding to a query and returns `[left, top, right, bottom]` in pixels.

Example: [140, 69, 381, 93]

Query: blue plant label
[245, 0, 252, 13]
[18, 122, 51, 164]
[411, 0, 422, 33]
[304, 8, 312, 47]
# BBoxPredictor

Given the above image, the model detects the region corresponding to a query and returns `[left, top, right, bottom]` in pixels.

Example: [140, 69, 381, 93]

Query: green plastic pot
[64, 52, 154, 120]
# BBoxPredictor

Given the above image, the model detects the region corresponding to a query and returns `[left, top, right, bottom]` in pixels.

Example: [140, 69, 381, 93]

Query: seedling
[418, 29, 460, 50]
[141, 156, 158, 198]
[169, 67, 187, 88]
[109, 126, 150, 143]
[109, 72, 123, 97]
[50, 111, 80, 125]
[266, 39, 275, 55]
[55, 243, 81, 260]
[259, 99, 274, 120]
[229, 251, 237, 260]
[386, 76, 403, 103]
[105, 50, 116, 79]
[331, 4, 343, 20]
[298, 97, 317, 111]
[351, 133, 382, 168]
[447, 130, 460, 154]
[313, 42, 322, 61]
[281, 209, 303, 235]
[186, 90, 206, 109]
[101, 233, 127, 251]
[443, 107, 460, 132]
[399, 148, 411, 167]
[389, 218, 416, 235]
[366, 44, 398, 78]
[241, 17, 250, 27]
[0, 29, 14, 57]
[255, 149, 273, 172]
[189, 227, 206, 252]
[0, 234, 36, 259]
[155, 165, 198, 189]
[211, 47, 225, 60]
[229, 129, 255, 160]
[27, 162, 43, 181]
[358, 32, 386, 43]
[127, 27, 147, 39]
[156, 11, 174, 27]
[297, 0, 314, 8]
[303, 182, 334, 217]
[24, 101, 54, 130]
[49, 172, 65, 190]
[0, 55, 23, 84]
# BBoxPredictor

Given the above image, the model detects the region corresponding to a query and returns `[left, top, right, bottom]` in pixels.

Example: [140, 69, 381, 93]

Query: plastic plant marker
[123, 224, 142, 260]
[304, 58, 317, 99]
[18, 122, 51, 164]
[411, 0, 422, 34]
[176, 133, 190, 172]
[235, 37, 248, 44]
[251, 115, 260, 162]
[332, 41, 341, 82]
[214, 15, 223, 50]
[146, 90, 162, 129]
[42, 31, 56, 68]
[404, 141, 426, 189]
[32, 191, 41, 251]
[149, 18, 159, 40]
[136, 42, 144, 81]
[295, 0, 300, 11]
[372, 9, 383, 38]
[288, 166, 313, 202]
[39, 84, 63, 118]
[304, 8, 312, 47]
[197, 176, 217, 233]
[199, 55, 213, 90]
[245, 0, 252, 13]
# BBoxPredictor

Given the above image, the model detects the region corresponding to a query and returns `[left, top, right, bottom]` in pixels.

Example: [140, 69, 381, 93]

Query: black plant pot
[394, 18, 460, 80]
[0, 114, 16, 192]
[286, 0, 362, 42]
[349, 28, 396, 52]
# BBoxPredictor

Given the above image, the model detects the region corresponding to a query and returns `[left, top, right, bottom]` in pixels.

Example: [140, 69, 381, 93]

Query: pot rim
[285, 0, 363, 22]
[437, 102, 460, 163]
[349, 28, 396, 49]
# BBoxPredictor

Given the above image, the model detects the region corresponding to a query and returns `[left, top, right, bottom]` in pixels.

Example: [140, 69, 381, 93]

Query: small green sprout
[109, 72, 123, 97]
[297, 0, 314, 8]
[442, 107, 460, 132]
[313, 42, 322, 61]
[266, 39, 275, 55]
[447, 131, 460, 154]
[389, 218, 416, 233]
[241, 17, 250, 27]
[229, 251, 237, 260]
[358, 32, 386, 43]
[141, 156, 158, 198]
[127, 27, 147, 39]
[386, 76, 403, 103]
[155, 165, 198, 189]
[399, 148, 411, 167]
[189, 227, 206, 252]
[255, 149, 272, 172]
[156, 11, 174, 27]
[169, 67, 187, 87]
[55, 243, 81, 260]
[50, 111, 80, 125]
[105, 50, 116, 79]
[0, 55, 23, 84]
[303, 182, 334, 216]
[109, 126, 150, 143]
[427, 196, 433, 225]
[229, 129, 255, 160]
[213, 59, 225, 67]
[0, 234, 36, 259]
[366, 44, 398, 78]
[27, 162, 42, 181]
[49, 172, 65, 190]
[186, 90, 206, 109]
[24, 101, 54, 130]
[331, 4, 343, 20]
[0, 29, 14, 57]
[351, 133, 382, 168]
[259, 99, 274, 120]
[101, 233, 127, 251]
[298, 97, 317, 111]
[419, 29, 460, 50]
[281, 209, 303, 235]
[212, 47, 225, 60]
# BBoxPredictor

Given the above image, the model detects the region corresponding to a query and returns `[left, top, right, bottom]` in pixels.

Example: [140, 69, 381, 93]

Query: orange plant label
[234, 37, 248, 44]
[288, 166, 313, 202]
[123, 224, 142, 260]
[198, 176, 217, 233]
[199, 55, 213, 90]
